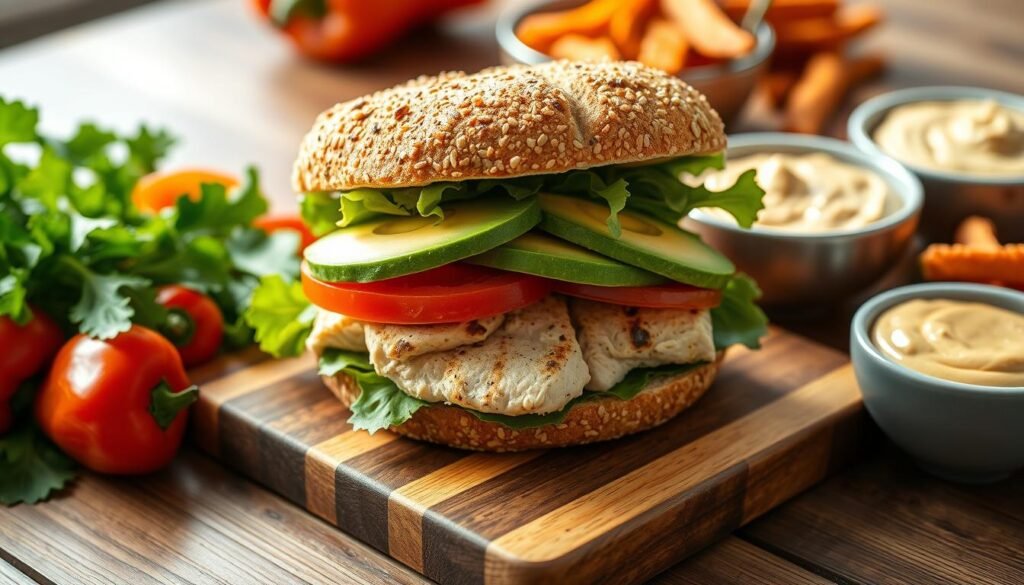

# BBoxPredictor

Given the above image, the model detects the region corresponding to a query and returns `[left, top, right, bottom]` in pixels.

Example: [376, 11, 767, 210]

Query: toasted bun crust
[293, 60, 726, 192]
[321, 358, 720, 452]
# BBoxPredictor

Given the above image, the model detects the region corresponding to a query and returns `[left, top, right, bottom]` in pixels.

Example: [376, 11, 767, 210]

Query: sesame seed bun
[293, 61, 726, 192]
[320, 356, 721, 452]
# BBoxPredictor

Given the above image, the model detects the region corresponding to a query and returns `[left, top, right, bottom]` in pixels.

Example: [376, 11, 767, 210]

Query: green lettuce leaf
[244, 275, 317, 357]
[300, 192, 342, 237]
[304, 154, 764, 237]
[175, 167, 268, 235]
[710, 273, 768, 350]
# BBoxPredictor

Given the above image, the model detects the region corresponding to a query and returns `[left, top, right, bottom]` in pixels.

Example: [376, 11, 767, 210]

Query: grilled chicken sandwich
[286, 61, 767, 451]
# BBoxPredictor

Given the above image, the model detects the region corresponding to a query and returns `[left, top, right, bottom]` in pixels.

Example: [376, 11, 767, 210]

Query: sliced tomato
[301, 262, 552, 324]
[553, 281, 722, 310]
[254, 214, 316, 251]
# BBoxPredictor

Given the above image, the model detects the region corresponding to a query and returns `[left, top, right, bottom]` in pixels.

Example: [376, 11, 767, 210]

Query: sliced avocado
[468, 233, 667, 286]
[538, 193, 734, 289]
[305, 197, 541, 282]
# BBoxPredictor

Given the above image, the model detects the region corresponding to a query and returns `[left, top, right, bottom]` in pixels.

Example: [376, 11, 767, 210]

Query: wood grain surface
[190, 328, 871, 584]
[0, 0, 1022, 583]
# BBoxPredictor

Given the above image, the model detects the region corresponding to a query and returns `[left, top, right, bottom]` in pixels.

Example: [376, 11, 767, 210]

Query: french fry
[774, 5, 883, 53]
[661, 0, 755, 59]
[549, 34, 622, 62]
[609, 0, 656, 59]
[784, 52, 884, 134]
[955, 216, 1002, 249]
[638, 19, 689, 74]
[921, 244, 1024, 289]
[760, 69, 801, 109]
[515, 0, 620, 53]
[721, 0, 839, 23]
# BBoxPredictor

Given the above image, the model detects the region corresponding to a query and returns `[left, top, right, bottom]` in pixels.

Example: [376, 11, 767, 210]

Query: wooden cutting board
[189, 327, 869, 584]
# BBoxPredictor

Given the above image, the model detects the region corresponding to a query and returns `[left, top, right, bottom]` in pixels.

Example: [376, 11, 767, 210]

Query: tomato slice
[553, 281, 722, 310]
[301, 262, 552, 324]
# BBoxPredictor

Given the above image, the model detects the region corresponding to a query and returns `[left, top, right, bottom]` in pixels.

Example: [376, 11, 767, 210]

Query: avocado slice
[468, 232, 667, 286]
[538, 193, 734, 289]
[304, 197, 541, 282]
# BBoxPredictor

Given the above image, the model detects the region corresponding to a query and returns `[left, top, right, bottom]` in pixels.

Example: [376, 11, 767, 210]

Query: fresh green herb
[0, 96, 299, 342]
[0, 425, 76, 506]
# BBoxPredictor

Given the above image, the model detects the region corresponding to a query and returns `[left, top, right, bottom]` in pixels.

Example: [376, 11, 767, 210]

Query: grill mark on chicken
[464, 320, 487, 336]
[392, 338, 415, 359]
[630, 321, 651, 349]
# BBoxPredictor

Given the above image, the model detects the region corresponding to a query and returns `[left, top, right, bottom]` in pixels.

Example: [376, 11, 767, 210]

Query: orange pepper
[131, 168, 238, 213]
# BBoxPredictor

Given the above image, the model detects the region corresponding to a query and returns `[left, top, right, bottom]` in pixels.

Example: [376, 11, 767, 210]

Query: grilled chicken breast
[363, 314, 505, 361]
[307, 309, 367, 354]
[365, 296, 590, 415]
[569, 299, 715, 391]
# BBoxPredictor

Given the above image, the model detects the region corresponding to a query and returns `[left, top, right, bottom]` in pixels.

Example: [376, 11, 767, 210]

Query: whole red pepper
[35, 325, 198, 474]
[253, 0, 484, 62]
[156, 285, 225, 368]
[0, 308, 63, 434]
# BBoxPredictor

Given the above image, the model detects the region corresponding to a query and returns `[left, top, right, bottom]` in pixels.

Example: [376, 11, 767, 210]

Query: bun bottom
[321, 358, 721, 452]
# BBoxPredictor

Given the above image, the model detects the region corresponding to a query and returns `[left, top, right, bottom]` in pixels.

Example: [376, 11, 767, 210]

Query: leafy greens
[302, 153, 764, 238]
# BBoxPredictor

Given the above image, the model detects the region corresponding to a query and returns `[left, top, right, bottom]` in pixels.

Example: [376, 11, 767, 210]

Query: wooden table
[1, 0, 1022, 583]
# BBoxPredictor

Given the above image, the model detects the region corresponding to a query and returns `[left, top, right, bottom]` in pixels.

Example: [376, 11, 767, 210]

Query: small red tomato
[254, 213, 316, 252]
[156, 285, 224, 368]
[35, 325, 198, 474]
[0, 308, 63, 434]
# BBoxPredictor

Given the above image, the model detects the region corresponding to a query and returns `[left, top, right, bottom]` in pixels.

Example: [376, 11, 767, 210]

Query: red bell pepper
[253, 0, 484, 62]
[254, 213, 317, 252]
[35, 325, 198, 474]
[0, 309, 63, 434]
[156, 285, 225, 368]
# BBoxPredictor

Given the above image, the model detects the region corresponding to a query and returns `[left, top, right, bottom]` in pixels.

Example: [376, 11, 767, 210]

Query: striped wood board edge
[189, 328, 872, 584]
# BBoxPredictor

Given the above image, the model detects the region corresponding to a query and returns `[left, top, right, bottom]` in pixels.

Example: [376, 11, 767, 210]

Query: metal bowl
[682, 133, 923, 306]
[851, 282, 1024, 484]
[495, 0, 775, 126]
[848, 86, 1024, 242]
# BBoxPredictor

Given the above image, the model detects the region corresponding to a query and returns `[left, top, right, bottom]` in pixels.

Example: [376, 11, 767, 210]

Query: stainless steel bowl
[848, 86, 1024, 242]
[495, 0, 775, 126]
[683, 133, 923, 306]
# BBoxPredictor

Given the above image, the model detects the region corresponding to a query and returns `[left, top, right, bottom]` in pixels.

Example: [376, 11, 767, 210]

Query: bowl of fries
[497, 0, 776, 125]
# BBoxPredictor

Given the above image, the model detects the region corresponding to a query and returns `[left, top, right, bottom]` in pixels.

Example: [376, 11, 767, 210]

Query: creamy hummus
[873, 99, 1024, 176]
[702, 152, 889, 232]
[873, 299, 1024, 388]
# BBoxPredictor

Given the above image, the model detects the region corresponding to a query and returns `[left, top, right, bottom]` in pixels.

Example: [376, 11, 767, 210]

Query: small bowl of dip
[683, 133, 923, 305]
[848, 86, 1024, 242]
[851, 282, 1024, 484]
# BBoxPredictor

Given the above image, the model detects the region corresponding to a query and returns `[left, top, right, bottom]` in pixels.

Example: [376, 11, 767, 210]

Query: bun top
[293, 61, 727, 193]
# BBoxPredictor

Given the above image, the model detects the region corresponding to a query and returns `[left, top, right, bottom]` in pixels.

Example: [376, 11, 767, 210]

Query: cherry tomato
[254, 213, 316, 252]
[301, 262, 552, 324]
[156, 285, 224, 367]
[132, 168, 238, 213]
[553, 281, 722, 310]
[0, 308, 63, 434]
[35, 325, 198, 475]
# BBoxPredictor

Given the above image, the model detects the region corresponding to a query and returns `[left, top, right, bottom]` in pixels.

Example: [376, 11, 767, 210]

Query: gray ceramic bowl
[851, 283, 1024, 484]
[848, 86, 1024, 242]
[495, 0, 775, 126]
[683, 133, 923, 305]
